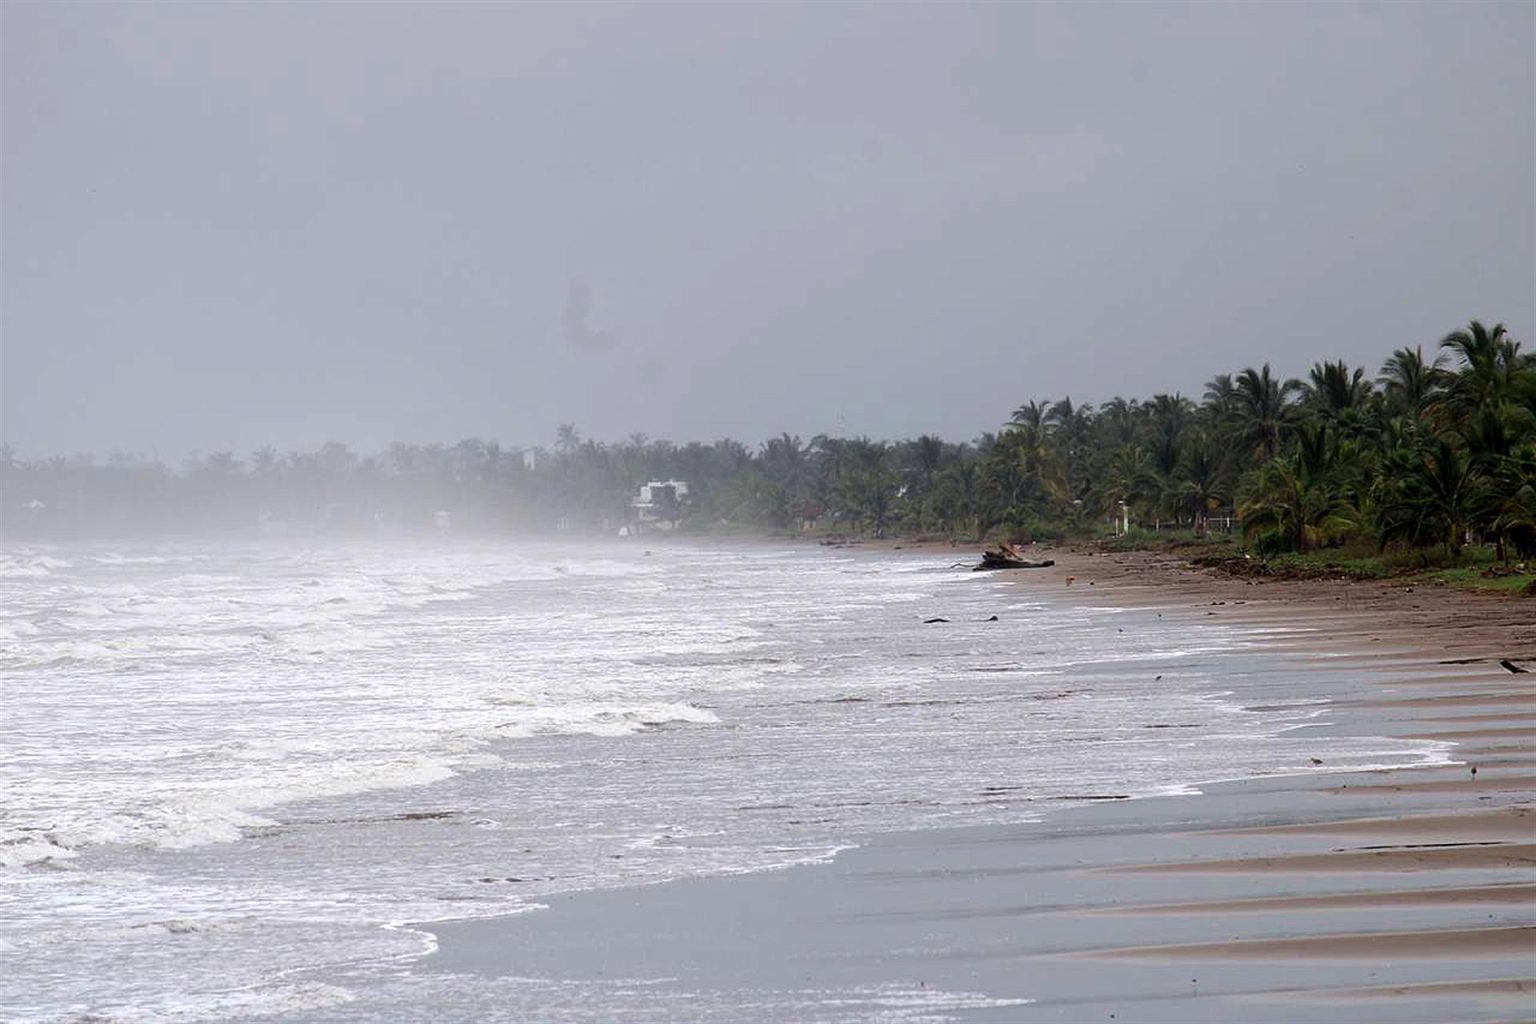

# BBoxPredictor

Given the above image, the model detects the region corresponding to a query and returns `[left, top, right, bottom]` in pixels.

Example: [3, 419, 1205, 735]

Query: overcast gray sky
[3, 1, 1532, 459]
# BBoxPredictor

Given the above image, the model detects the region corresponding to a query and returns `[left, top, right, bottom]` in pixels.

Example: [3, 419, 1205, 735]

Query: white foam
[0, 834, 80, 869]
[91, 553, 176, 566]
[0, 618, 41, 640]
[1, 538, 1454, 1022]
[62, 980, 357, 1024]
[491, 702, 720, 738]
[0, 553, 71, 577]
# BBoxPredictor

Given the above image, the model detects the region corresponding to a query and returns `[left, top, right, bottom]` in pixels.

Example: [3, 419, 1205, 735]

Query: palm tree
[761, 433, 807, 487]
[1047, 398, 1095, 507]
[1438, 321, 1525, 420]
[833, 439, 897, 536]
[1097, 446, 1158, 526]
[1234, 364, 1304, 460]
[1378, 346, 1446, 418]
[1303, 360, 1373, 423]
[1000, 412, 1066, 514]
[979, 436, 1039, 531]
[937, 456, 983, 538]
[909, 434, 945, 490]
[1201, 374, 1239, 426]
[715, 439, 750, 479]
[1046, 397, 1093, 434]
[250, 446, 279, 475]
[759, 433, 809, 527]
[1176, 433, 1232, 532]
[1146, 393, 1195, 442]
[1237, 422, 1356, 552]
[1098, 397, 1141, 448]
[1009, 399, 1048, 433]
[902, 434, 947, 530]
[1375, 437, 1482, 561]
[1487, 443, 1536, 560]
[1143, 394, 1195, 521]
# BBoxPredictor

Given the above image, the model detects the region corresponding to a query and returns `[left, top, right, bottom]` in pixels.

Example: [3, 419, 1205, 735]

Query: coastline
[407, 545, 1534, 1022]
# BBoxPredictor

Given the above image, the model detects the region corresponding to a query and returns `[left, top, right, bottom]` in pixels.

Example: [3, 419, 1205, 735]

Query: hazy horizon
[4, 1, 1532, 462]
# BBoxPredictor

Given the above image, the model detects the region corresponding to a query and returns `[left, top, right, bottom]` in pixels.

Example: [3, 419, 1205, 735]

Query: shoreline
[402, 544, 1534, 1021]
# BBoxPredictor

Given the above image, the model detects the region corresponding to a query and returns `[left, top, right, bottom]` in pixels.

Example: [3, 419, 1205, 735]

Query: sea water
[0, 540, 1446, 1022]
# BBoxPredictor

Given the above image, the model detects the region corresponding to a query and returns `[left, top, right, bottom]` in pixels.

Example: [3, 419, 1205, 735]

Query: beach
[410, 548, 1536, 1023]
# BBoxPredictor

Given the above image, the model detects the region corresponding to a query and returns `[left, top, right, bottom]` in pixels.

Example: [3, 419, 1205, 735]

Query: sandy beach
[421, 548, 1535, 1022]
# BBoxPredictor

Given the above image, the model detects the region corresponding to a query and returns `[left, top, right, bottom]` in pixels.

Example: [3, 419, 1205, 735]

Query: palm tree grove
[4, 321, 1533, 579]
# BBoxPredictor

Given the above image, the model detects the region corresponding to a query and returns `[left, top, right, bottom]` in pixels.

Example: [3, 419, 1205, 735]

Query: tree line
[3, 320, 1532, 561]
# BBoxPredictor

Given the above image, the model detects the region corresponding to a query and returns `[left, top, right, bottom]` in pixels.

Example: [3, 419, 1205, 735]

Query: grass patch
[1188, 542, 1532, 594]
[1403, 565, 1536, 595]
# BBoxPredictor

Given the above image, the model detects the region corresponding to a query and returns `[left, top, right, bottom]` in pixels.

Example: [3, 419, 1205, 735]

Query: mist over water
[1, 539, 1446, 1021]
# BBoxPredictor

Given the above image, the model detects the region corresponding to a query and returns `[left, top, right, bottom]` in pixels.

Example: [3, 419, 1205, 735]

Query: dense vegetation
[4, 320, 1533, 564]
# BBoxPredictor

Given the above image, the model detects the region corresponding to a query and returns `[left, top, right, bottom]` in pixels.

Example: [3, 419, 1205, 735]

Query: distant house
[433, 510, 453, 532]
[632, 479, 689, 530]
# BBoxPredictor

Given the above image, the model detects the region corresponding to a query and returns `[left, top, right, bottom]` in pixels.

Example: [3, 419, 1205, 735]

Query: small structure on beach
[632, 479, 689, 531]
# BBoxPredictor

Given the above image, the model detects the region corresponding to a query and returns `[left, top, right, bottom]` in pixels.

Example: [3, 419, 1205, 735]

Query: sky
[2, 1, 1532, 460]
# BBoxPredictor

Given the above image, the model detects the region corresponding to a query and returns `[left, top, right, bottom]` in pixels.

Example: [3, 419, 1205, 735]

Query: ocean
[0, 540, 1447, 1022]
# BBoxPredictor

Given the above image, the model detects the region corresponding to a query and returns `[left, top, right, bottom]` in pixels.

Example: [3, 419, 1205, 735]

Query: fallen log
[973, 543, 1055, 571]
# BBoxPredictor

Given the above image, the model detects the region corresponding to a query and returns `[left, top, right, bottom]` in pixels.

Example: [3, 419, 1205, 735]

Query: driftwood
[973, 543, 1055, 572]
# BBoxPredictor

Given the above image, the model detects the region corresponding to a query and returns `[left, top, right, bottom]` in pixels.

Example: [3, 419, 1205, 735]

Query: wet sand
[421, 548, 1535, 1022]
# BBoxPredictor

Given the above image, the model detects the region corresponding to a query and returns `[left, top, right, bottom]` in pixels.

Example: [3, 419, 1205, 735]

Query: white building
[632, 479, 689, 530]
